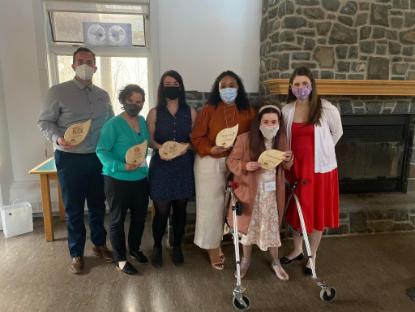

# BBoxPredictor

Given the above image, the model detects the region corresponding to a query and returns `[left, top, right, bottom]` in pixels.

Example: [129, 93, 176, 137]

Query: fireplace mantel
[264, 79, 415, 96]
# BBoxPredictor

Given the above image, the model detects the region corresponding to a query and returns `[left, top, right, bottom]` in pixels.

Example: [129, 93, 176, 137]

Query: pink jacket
[226, 132, 293, 234]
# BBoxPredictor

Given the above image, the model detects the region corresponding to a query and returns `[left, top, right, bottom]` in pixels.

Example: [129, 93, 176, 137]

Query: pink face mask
[292, 85, 312, 101]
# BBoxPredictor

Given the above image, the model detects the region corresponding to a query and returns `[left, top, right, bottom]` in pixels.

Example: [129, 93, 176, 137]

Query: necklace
[223, 105, 237, 129]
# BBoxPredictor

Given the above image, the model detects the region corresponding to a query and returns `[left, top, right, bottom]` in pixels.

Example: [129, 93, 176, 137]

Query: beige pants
[193, 155, 227, 249]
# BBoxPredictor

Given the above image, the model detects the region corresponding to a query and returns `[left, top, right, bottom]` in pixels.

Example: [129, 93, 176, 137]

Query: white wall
[0, 60, 13, 205]
[0, 0, 52, 211]
[0, 0, 46, 181]
[158, 0, 261, 92]
[0, 0, 262, 212]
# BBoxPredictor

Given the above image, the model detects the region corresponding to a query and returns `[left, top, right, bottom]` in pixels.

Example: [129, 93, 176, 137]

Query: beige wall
[158, 0, 261, 92]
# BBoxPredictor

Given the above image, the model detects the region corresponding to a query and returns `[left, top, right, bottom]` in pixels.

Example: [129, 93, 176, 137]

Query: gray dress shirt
[37, 78, 114, 154]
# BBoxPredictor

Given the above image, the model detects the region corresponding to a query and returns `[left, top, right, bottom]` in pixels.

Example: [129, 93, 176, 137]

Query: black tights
[152, 199, 188, 248]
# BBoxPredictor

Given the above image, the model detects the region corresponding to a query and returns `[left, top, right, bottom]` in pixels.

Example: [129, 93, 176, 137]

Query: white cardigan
[282, 99, 343, 173]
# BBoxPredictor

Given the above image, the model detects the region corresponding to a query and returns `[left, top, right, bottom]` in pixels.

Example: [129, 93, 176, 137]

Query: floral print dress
[241, 140, 281, 251]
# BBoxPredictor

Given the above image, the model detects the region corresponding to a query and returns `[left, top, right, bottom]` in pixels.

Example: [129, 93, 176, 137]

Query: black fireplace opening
[337, 114, 414, 193]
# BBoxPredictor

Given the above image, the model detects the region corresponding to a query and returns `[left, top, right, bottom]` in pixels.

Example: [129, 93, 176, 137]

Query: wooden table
[29, 157, 65, 242]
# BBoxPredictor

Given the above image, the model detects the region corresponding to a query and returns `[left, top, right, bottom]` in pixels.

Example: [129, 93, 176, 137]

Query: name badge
[264, 181, 276, 192]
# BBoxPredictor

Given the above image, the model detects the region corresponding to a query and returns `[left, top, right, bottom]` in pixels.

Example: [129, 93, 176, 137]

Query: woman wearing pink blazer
[227, 105, 293, 280]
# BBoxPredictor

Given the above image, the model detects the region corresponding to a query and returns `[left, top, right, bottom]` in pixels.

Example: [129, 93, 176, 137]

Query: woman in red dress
[280, 67, 343, 275]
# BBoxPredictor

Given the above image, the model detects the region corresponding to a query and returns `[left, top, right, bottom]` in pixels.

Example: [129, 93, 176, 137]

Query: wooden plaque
[159, 141, 189, 160]
[64, 119, 91, 146]
[258, 149, 285, 170]
[215, 124, 239, 148]
[125, 141, 147, 165]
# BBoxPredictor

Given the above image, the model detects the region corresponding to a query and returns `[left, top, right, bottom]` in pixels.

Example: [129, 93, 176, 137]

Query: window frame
[43, 0, 158, 109]
[47, 10, 147, 47]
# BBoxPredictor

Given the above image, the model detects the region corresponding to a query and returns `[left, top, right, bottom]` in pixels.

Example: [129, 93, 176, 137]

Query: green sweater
[96, 114, 149, 181]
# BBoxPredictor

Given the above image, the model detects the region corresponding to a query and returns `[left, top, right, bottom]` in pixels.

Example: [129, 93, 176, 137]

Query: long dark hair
[157, 70, 187, 109]
[249, 105, 282, 160]
[286, 66, 322, 125]
[208, 70, 250, 111]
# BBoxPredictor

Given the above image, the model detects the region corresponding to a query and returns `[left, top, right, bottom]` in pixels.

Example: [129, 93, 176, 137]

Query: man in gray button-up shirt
[38, 77, 113, 153]
[37, 47, 114, 274]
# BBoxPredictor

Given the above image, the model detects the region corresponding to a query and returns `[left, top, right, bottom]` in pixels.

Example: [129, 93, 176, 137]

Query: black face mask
[163, 86, 180, 100]
[123, 103, 140, 117]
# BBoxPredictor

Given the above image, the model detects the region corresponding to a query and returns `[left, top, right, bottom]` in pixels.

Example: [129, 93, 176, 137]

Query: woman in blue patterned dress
[147, 70, 196, 267]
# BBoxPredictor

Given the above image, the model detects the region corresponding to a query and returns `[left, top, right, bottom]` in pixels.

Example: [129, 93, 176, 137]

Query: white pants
[193, 155, 227, 249]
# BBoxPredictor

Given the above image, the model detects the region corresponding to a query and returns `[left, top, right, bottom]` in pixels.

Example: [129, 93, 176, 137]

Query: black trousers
[104, 176, 149, 262]
[55, 150, 107, 257]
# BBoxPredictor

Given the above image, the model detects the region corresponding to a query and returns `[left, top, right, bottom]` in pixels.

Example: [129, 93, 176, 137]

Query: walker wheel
[320, 287, 336, 303]
[233, 295, 250, 311]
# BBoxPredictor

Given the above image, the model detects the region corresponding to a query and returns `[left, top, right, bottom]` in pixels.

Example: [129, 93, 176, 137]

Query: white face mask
[260, 125, 279, 140]
[75, 64, 94, 81]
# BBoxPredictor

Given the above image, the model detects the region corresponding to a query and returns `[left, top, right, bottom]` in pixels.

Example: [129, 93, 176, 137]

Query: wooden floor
[1, 217, 415, 312]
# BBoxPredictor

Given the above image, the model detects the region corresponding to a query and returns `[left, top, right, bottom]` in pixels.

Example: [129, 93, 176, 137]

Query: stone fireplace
[176, 1, 415, 242]
[259, 0, 415, 234]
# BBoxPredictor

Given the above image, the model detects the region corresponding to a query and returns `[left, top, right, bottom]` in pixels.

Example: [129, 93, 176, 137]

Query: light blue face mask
[219, 88, 238, 104]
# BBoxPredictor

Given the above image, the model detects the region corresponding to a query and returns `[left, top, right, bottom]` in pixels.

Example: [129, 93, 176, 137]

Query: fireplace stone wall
[258, 0, 415, 236]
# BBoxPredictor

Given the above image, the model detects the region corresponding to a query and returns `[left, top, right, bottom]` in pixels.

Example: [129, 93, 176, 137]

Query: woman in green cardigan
[96, 84, 150, 275]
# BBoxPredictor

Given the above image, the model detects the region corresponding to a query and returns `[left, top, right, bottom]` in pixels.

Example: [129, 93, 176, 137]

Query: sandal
[219, 249, 226, 262]
[211, 260, 225, 271]
[208, 249, 225, 271]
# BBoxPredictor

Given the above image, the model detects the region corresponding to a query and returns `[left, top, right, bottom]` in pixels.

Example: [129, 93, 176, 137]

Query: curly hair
[118, 84, 145, 104]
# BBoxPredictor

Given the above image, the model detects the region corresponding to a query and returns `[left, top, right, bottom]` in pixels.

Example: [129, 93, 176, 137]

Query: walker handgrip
[285, 181, 299, 191]
[229, 181, 239, 190]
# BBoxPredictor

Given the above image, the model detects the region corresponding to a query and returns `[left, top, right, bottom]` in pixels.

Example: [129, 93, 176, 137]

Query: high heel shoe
[208, 249, 224, 271]
[280, 253, 304, 265]
[271, 260, 289, 281]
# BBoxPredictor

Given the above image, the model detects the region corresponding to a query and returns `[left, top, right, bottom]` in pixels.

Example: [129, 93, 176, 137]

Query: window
[45, 1, 152, 115]
[49, 11, 145, 46]
[57, 56, 149, 116]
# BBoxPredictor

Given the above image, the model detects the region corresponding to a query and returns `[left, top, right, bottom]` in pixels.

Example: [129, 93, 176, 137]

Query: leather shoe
[172, 246, 184, 266]
[151, 247, 163, 268]
[280, 253, 304, 265]
[92, 245, 113, 262]
[130, 250, 148, 264]
[69, 256, 83, 274]
[116, 261, 138, 275]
